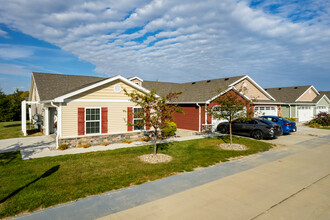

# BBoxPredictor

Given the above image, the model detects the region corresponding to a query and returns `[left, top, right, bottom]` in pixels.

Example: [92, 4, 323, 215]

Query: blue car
[260, 116, 297, 134]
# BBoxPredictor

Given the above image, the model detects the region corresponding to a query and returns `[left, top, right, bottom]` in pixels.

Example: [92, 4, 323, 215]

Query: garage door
[211, 106, 245, 131]
[316, 106, 329, 114]
[298, 106, 313, 122]
[254, 106, 277, 117]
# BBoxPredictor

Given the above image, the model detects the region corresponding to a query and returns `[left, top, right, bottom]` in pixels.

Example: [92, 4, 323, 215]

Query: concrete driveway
[0, 136, 55, 157]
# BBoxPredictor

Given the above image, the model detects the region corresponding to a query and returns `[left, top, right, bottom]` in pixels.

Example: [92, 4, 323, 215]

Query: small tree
[208, 89, 252, 145]
[124, 89, 182, 155]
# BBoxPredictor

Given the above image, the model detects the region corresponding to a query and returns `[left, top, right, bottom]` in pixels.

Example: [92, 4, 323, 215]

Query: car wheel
[218, 125, 228, 134]
[252, 130, 263, 140]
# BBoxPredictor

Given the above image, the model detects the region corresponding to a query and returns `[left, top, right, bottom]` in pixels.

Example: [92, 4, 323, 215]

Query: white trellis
[21, 100, 39, 136]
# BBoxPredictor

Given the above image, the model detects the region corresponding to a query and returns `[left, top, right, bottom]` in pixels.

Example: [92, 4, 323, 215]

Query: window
[86, 108, 100, 134]
[133, 107, 144, 131]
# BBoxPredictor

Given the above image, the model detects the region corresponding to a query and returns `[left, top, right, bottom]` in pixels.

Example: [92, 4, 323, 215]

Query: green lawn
[0, 121, 41, 140]
[0, 136, 272, 218]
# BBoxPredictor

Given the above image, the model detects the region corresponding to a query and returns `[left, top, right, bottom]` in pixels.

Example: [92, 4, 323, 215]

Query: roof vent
[206, 80, 211, 83]
[294, 87, 298, 89]
[278, 88, 282, 90]
[224, 78, 229, 81]
[192, 82, 196, 84]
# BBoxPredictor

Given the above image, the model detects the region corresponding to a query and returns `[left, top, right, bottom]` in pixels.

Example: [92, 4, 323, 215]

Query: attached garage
[316, 106, 328, 114]
[254, 106, 277, 117]
[298, 106, 313, 122]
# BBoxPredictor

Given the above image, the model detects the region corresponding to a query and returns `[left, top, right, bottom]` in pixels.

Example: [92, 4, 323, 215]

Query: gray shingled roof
[316, 91, 330, 103]
[142, 75, 245, 103]
[264, 86, 314, 103]
[32, 72, 107, 101]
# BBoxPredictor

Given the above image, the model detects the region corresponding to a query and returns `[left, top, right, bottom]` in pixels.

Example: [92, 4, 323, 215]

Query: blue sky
[0, 0, 329, 94]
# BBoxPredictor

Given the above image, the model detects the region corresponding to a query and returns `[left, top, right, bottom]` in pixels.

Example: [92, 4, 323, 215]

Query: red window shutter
[101, 107, 108, 134]
[146, 108, 151, 130]
[127, 107, 133, 131]
[78, 108, 85, 135]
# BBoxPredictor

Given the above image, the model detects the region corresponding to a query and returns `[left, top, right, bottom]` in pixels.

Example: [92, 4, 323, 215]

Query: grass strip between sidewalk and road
[0, 135, 272, 218]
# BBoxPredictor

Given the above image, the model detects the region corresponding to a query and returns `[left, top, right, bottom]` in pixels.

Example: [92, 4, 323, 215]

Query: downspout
[289, 104, 291, 118]
[196, 103, 201, 132]
[51, 102, 59, 148]
[205, 104, 207, 124]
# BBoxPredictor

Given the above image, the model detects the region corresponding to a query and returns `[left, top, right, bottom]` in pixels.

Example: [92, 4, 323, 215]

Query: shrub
[121, 139, 133, 144]
[161, 122, 177, 138]
[308, 123, 321, 128]
[308, 112, 330, 126]
[58, 143, 68, 150]
[101, 140, 110, 146]
[76, 142, 91, 148]
[139, 136, 150, 142]
[285, 117, 296, 122]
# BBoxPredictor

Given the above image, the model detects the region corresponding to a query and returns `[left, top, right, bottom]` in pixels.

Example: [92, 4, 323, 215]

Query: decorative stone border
[59, 131, 151, 148]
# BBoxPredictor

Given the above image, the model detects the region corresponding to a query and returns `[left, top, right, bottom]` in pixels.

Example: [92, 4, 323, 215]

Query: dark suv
[217, 118, 283, 140]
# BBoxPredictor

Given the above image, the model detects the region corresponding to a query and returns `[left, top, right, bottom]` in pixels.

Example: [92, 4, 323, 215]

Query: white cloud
[0, 63, 30, 76]
[0, 44, 34, 59]
[0, 28, 9, 38]
[0, 0, 329, 89]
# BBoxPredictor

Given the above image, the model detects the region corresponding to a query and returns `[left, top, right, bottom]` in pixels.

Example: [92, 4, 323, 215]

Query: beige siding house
[24, 72, 150, 148]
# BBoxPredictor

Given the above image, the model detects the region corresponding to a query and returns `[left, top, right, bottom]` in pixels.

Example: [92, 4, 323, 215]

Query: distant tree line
[0, 88, 29, 122]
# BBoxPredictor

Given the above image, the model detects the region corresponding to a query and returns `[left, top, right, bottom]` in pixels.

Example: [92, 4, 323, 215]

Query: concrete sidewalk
[102, 138, 330, 220]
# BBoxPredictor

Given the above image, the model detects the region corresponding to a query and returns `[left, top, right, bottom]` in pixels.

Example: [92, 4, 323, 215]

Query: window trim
[85, 107, 101, 135]
[133, 107, 145, 131]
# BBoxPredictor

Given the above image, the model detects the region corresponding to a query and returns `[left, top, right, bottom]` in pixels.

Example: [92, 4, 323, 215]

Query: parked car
[260, 116, 297, 134]
[217, 118, 283, 140]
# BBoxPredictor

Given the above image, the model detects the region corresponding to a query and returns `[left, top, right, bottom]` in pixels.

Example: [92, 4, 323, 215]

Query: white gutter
[196, 103, 201, 132]
[51, 102, 59, 148]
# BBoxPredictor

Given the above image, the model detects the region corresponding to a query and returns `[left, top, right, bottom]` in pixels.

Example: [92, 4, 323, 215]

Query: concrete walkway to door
[0, 136, 55, 157]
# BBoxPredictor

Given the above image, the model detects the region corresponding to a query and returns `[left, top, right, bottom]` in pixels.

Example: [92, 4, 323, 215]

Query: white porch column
[45, 107, 49, 135]
[21, 100, 27, 136]
[205, 104, 207, 124]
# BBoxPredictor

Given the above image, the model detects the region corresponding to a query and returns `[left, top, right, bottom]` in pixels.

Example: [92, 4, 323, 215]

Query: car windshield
[258, 119, 274, 126]
[278, 117, 291, 122]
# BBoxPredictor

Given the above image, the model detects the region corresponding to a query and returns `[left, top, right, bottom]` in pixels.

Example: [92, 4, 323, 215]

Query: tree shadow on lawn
[0, 165, 60, 204]
[3, 123, 21, 128]
[148, 142, 174, 153]
[0, 151, 20, 165]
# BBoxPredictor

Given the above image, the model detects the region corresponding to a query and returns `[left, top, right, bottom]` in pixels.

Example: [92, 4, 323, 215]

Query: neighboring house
[316, 91, 330, 114]
[143, 75, 275, 131]
[24, 72, 152, 147]
[264, 86, 330, 122]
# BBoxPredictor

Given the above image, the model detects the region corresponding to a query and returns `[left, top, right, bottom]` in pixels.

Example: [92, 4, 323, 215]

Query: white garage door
[298, 106, 313, 122]
[316, 106, 329, 114]
[254, 106, 277, 117]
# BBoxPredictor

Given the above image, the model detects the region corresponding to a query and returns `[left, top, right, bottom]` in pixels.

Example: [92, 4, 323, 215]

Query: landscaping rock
[139, 153, 172, 164]
[219, 143, 247, 151]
